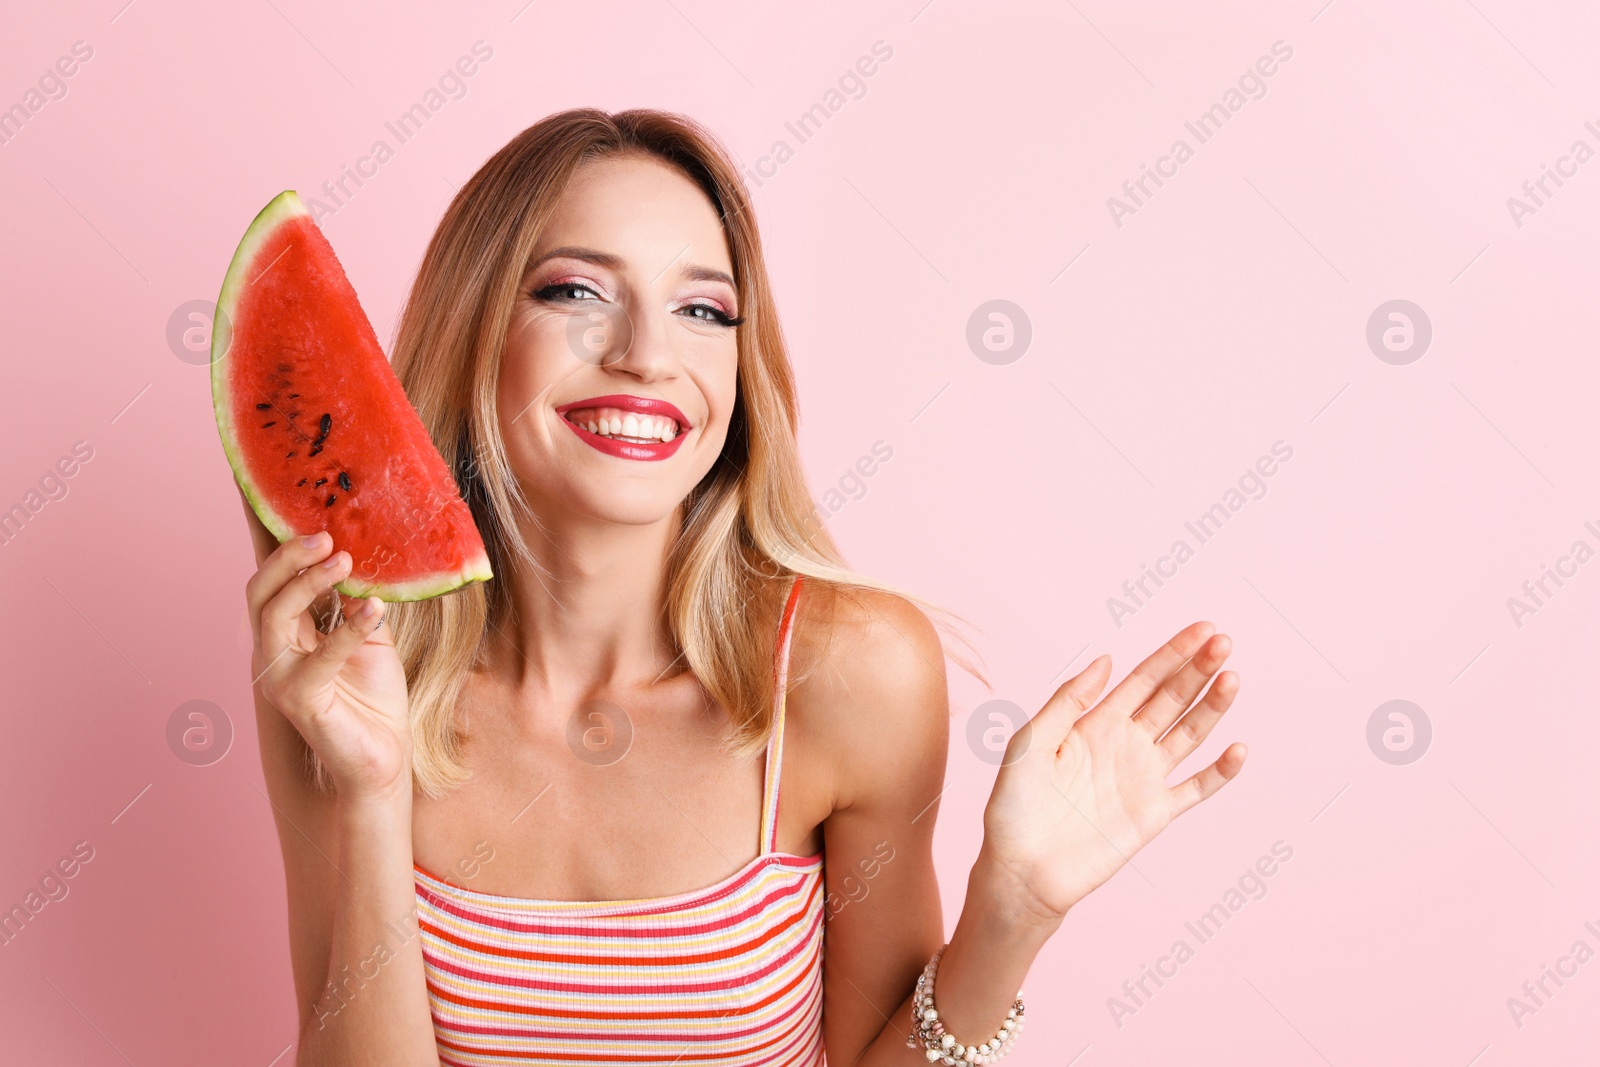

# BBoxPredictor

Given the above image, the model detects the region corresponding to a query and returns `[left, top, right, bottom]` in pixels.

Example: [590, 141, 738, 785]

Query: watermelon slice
[211, 190, 492, 602]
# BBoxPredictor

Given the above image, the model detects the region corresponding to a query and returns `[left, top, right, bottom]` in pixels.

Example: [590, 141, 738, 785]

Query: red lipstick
[554, 394, 693, 462]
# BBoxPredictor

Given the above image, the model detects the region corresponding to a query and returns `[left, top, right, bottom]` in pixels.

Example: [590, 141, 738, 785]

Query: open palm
[981, 623, 1246, 920]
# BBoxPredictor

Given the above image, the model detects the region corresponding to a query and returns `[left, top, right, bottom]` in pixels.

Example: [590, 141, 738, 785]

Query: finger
[245, 530, 335, 630]
[1134, 633, 1232, 739]
[335, 591, 387, 626]
[286, 597, 386, 697]
[1158, 670, 1240, 766]
[259, 550, 352, 658]
[1170, 742, 1247, 817]
[1100, 621, 1216, 716]
[1024, 654, 1113, 750]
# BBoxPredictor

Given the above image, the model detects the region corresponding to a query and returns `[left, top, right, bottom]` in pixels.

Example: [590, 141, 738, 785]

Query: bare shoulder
[786, 580, 950, 813]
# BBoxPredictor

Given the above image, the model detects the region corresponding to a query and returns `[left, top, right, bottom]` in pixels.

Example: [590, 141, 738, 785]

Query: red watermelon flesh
[211, 190, 491, 602]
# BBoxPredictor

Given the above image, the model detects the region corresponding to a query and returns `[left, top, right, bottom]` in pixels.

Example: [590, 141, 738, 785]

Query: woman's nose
[565, 301, 634, 368]
[591, 301, 676, 382]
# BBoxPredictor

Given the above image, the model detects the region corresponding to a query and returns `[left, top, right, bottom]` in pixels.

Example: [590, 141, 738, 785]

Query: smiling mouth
[562, 405, 681, 444]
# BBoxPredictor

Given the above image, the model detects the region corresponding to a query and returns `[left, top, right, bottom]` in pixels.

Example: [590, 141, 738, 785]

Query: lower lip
[560, 416, 689, 461]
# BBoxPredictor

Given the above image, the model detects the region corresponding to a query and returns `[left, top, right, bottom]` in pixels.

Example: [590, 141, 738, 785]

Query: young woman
[241, 109, 1247, 1066]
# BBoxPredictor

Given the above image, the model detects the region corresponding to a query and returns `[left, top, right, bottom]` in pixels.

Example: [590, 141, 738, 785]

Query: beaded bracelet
[904, 944, 1026, 1064]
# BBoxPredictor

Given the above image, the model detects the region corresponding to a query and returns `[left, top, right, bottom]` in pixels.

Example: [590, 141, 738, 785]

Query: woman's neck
[486, 504, 683, 699]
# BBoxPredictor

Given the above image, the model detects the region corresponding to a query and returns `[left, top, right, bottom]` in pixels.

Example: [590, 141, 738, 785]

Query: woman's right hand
[245, 529, 413, 800]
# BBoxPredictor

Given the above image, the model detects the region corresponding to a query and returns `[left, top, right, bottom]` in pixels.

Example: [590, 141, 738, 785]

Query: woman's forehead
[537, 155, 733, 277]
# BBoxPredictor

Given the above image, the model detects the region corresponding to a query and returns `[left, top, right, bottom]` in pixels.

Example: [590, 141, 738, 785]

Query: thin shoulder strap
[758, 574, 805, 856]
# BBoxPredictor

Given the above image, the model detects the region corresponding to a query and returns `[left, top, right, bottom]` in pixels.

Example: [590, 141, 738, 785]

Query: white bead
[922, 1008, 938, 1022]
[941, 1033, 955, 1048]
[1001, 1018, 1014, 1031]
[924, 1050, 941, 1063]
[1007, 1008, 1017, 1018]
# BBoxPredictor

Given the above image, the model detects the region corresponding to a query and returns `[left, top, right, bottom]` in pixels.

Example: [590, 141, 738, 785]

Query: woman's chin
[523, 480, 686, 529]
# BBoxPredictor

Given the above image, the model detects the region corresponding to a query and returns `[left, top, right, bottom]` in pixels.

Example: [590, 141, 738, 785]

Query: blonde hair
[379, 108, 982, 797]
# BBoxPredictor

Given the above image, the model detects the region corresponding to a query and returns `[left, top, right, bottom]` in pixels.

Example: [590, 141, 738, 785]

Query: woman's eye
[679, 303, 740, 327]
[534, 284, 739, 327]
[534, 282, 600, 302]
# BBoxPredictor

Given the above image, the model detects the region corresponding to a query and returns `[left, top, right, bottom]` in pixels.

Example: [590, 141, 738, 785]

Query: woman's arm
[806, 592, 1244, 1065]
[802, 588, 1033, 1065]
[240, 496, 440, 1066]
[797, 588, 943, 1064]
[263, 753, 434, 1062]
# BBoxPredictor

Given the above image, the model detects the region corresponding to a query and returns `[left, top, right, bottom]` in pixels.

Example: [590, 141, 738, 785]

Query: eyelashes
[535, 282, 604, 303]
[682, 304, 745, 328]
[532, 282, 743, 328]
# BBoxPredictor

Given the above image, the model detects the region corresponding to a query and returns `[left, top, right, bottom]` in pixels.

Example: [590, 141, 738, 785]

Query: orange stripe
[418, 865, 820, 968]
[432, 1003, 812, 1063]
[422, 931, 818, 1022]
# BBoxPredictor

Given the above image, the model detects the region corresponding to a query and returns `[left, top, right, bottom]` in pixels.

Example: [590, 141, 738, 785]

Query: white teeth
[571, 408, 682, 443]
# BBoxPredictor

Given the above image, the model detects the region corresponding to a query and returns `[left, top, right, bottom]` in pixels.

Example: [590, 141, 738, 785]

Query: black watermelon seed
[314, 478, 327, 487]
[286, 451, 297, 458]
[288, 393, 300, 399]
[296, 478, 307, 487]
[255, 402, 271, 410]
[325, 495, 337, 507]
[309, 444, 323, 456]
[338, 472, 352, 492]
[261, 421, 276, 428]
[318, 413, 332, 437]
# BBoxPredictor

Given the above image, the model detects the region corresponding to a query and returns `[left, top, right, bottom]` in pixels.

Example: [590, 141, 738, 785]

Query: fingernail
[359, 598, 380, 618]
[302, 532, 327, 549]
[321, 551, 347, 569]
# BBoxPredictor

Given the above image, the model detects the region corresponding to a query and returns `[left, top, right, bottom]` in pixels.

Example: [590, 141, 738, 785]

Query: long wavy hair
[377, 108, 980, 798]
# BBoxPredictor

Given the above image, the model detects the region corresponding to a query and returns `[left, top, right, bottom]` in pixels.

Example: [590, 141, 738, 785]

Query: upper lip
[554, 394, 693, 431]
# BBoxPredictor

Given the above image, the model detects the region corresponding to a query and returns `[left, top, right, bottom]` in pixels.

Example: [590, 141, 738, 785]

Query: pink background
[2, 1, 1596, 1063]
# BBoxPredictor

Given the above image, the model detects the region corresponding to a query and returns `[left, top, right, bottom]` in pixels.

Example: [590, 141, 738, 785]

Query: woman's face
[498, 153, 741, 528]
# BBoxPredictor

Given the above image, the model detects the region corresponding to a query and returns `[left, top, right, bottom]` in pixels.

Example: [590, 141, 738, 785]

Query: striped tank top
[414, 575, 825, 1066]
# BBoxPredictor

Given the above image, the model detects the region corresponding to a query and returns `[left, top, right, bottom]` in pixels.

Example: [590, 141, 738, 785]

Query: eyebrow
[530, 246, 736, 290]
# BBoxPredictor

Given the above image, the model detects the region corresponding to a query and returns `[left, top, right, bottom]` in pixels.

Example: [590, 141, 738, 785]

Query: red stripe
[415, 854, 820, 938]
[421, 879, 822, 993]
[434, 992, 822, 1067]
[422, 908, 819, 1017]
[414, 849, 822, 919]
[419, 863, 819, 947]
[429, 981, 821, 1064]
[425, 947, 819, 1036]
[428, 970, 817, 1048]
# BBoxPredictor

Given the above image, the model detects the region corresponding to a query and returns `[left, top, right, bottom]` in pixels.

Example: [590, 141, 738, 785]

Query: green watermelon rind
[210, 189, 493, 603]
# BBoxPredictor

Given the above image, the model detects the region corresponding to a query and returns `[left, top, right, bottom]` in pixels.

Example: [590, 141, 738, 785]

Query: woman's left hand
[977, 622, 1247, 926]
